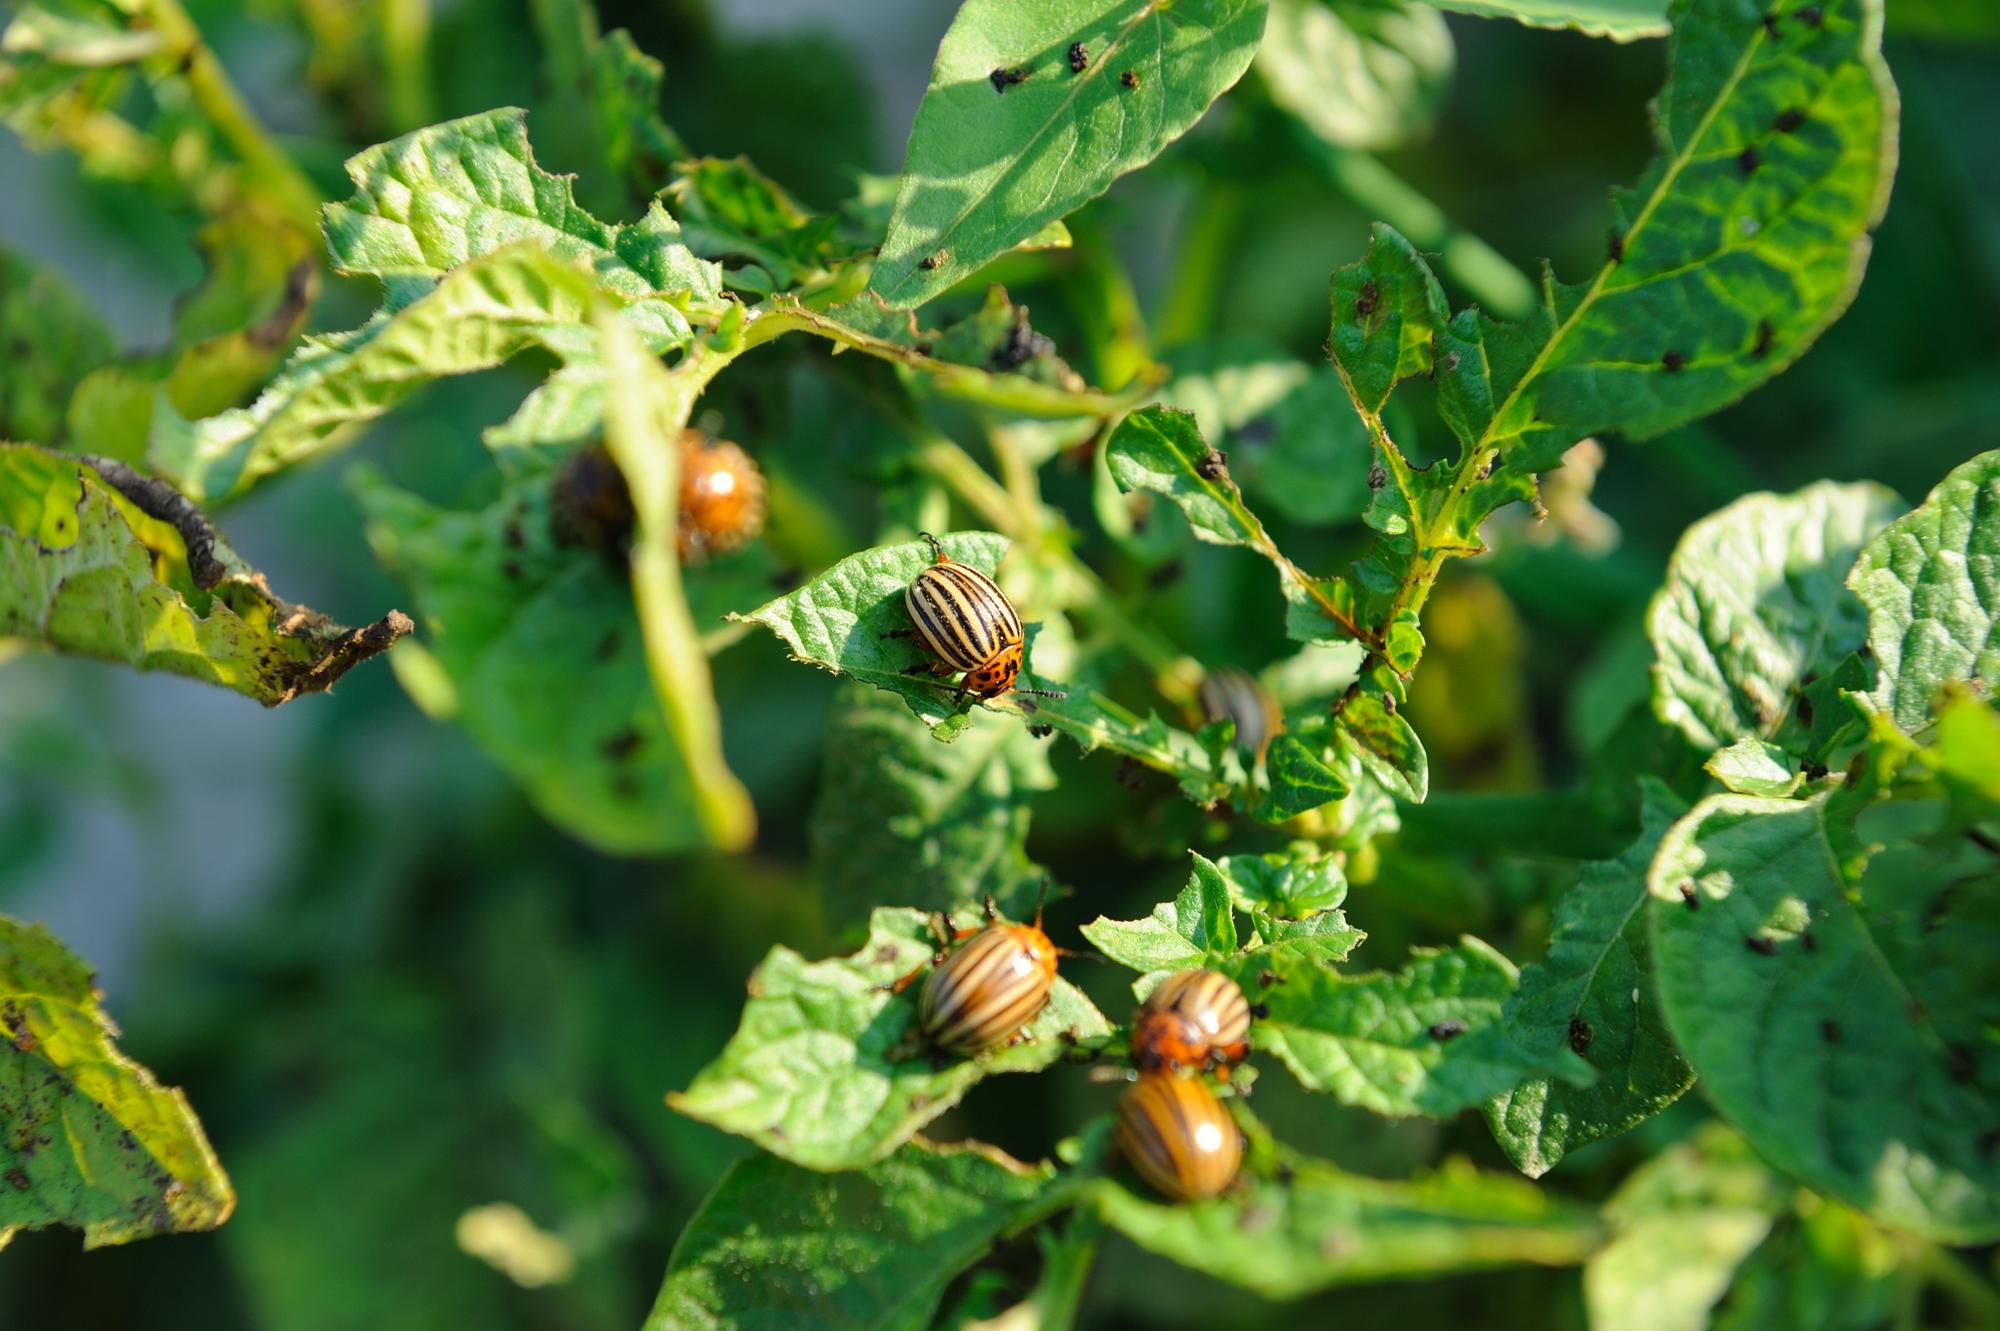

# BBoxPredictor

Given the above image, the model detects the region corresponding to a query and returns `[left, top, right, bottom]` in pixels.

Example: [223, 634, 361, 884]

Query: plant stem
[1030, 1212, 1104, 1331]
[1060, 223, 1153, 391]
[378, 0, 435, 133]
[1154, 184, 1243, 351]
[146, 0, 323, 232]
[1909, 1239, 2000, 1327]
[1297, 128, 1536, 319]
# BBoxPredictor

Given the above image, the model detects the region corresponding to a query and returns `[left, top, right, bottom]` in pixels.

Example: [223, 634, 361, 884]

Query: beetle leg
[879, 627, 916, 640]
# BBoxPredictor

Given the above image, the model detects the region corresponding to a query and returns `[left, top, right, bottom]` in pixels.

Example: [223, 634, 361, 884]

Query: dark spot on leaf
[1949, 1045, 1975, 1084]
[1236, 416, 1277, 446]
[1147, 558, 1184, 590]
[989, 66, 1029, 93]
[1116, 757, 1146, 791]
[595, 630, 619, 662]
[1737, 146, 1762, 174]
[1258, 969, 1282, 988]
[1661, 350, 1687, 373]
[1354, 280, 1380, 318]
[175, 46, 196, 74]
[1821, 1019, 1841, 1043]
[1196, 449, 1228, 481]
[1795, 4, 1822, 25]
[503, 521, 524, 549]
[1121, 69, 1140, 90]
[1568, 1016, 1594, 1054]
[1680, 882, 1700, 910]
[1803, 761, 1828, 780]
[1752, 319, 1775, 359]
[1068, 41, 1088, 72]
[1797, 929, 1817, 953]
[3, 1168, 27, 1191]
[1774, 107, 1807, 133]
[769, 566, 801, 591]
[1250, 1001, 1270, 1020]
[502, 561, 523, 580]
[1607, 231, 1624, 264]
[1980, 1129, 2000, 1157]
[600, 728, 642, 762]
[1028, 723, 1053, 738]
[1762, 11, 1782, 36]
[1428, 1020, 1467, 1042]
[1909, 998, 1928, 1022]
[1745, 935, 1776, 956]
[611, 771, 639, 800]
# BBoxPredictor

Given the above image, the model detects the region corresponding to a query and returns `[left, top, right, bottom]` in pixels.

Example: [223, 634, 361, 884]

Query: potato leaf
[1257, 0, 1455, 153]
[1088, 1139, 1603, 1297]
[1848, 449, 2000, 734]
[0, 444, 407, 705]
[1648, 480, 1901, 755]
[1425, 0, 1667, 40]
[646, 1140, 1071, 1331]
[1, 914, 233, 1249]
[0, 247, 114, 446]
[1648, 790, 2000, 1241]
[1486, 781, 1694, 1178]
[871, 0, 1270, 307]
[669, 907, 1110, 1171]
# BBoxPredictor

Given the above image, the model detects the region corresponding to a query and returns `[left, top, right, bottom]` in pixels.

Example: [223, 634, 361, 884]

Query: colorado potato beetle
[1131, 968, 1252, 1074]
[1198, 667, 1282, 761]
[889, 533, 1062, 706]
[678, 429, 766, 563]
[916, 895, 1060, 1055]
[1116, 1072, 1243, 1200]
[549, 443, 635, 558]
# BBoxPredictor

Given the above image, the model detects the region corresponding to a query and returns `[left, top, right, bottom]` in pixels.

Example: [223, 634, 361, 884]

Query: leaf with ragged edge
[644, 1140, 1070, 1331]
[354, 467, 726, 856]
[1258, 0, 1455, 152]
[0, 0, 162, 184]
[1086, 1136, 1603, 1298]
[0, 444, 408, 705]
[1486, 782, 1693, 1179]
[0, 247, 114, 445]
[1335, 693, 1429, 802]
[1583, 1125, 1786, 1331]
[1426, 0, 1667, 40]
[670, 156, 846, 294]
[1155, 340, 1372, 526]
[730, 531, 1014, 741]
[1706, 736, 1803, 796]
[1215, 848, 1348, 920]
[583, 30, 687, 204]
[1081, 853, 1240, 975]
[597, 311, 756, 852]
[1106, 406, 1270, 550]
[1648, 480, 1902, 755]
[669, 907, 1110, 1170]
[1009, 684, 1235, 806]
[1, 914, 234, 1248]
[152, 109, 724, 502]
[1235, 936, 1592, 1118]
[810, 683, 1054, 928]
[1648, 790, 2000, 1242]
[870, 0, 1270, 307]
[1848, 449, 2000, 734]
[1252, 730, 1353, 821]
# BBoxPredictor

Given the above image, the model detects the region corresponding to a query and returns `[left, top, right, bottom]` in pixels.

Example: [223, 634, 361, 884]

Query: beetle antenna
[983, 894, 1000, 924]
[916, 530, 946, 563]
[1013, 686, 1068, 699]
[1033, 875, 1050, 930]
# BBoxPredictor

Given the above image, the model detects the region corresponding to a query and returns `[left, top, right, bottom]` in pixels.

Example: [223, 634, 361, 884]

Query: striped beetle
[1116, 1072, 1243, 1200]
[905, 891, 1060, 1056]
[1131, 968, 1253, 1075]
[887, 533, 1063, 706]
[1197, 667, 1282, 761]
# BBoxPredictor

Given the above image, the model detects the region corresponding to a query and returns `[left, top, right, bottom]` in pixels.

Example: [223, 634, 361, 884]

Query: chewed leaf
[1234, 937, 1591, 1119]
[1648, 480, 1901, 755]
[1, 914, 234, 1248]
[1648, 790, 2000, 1241]
[731, 532, 1013, 739]
[1487, 782, 1693, 1178]
[871, 0, 1269, 307]
[1106, 406, 1269, 550]
[669, 907, 1110, 1171]
[0, 444, 407, 705]
[1257, 0, 1454, 153]
[646, 1140, 1065, 1331]
[1848, 449, 2000, 733]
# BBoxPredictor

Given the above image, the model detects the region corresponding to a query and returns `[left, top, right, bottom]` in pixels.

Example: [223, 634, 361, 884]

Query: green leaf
[1155, 340, 1373, 526]
[1257, 0, 1455, 152]
[1081, 853, 1240, 974]
[354, 468, 724, 856]
[644, 1140, 1066, 1331]
[1, 913, 234, 1248]
[730, 531, 1015, 740]
[1215, 848, 1348, 920]
[1336, 694, 1429, 802]
[1705, 736, 1803, 796]
[1009, 684, 1236, 806]
[1106, 406, 1270, 550]
[0, 246, 115, 445]
[1848, 449, 2000, 734]
[810, 683, 1054, 928]
[670, 156, 845, 293]
[1487, 783, 1694, 1178]
[597, 310, 756, 851]
[1648, 791, 2000, 1241]
[670, 907, 1111, 1171]
[1583, 1125, 1786, 1331]
[155, 109, 725, 501]
[0, 444, 409, 705]
[1089, 1146, 1603, 1298]
[1240, 936, 1591, 1118]
[1425, 0, 1667, 40]
[1328, 223, 1448, 420]
[1711, 1196, 1902, 1331]
[870, 0, 1271, 307]
[1648, 480, 1902, 754]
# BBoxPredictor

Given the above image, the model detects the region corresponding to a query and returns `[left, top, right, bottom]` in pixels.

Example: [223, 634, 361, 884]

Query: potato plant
[1, 0, 1996, 1325]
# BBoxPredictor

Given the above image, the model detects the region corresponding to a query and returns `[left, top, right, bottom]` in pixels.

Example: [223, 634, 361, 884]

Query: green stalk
[147, 0, 322, 232]
[378, 0, 435, 132]
[1154, 184, 1244, 351]
[1029, 1212, 1103, 1331]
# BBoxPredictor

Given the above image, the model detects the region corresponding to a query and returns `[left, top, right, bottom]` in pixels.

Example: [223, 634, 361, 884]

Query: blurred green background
[2, 0, 1995, 1326]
